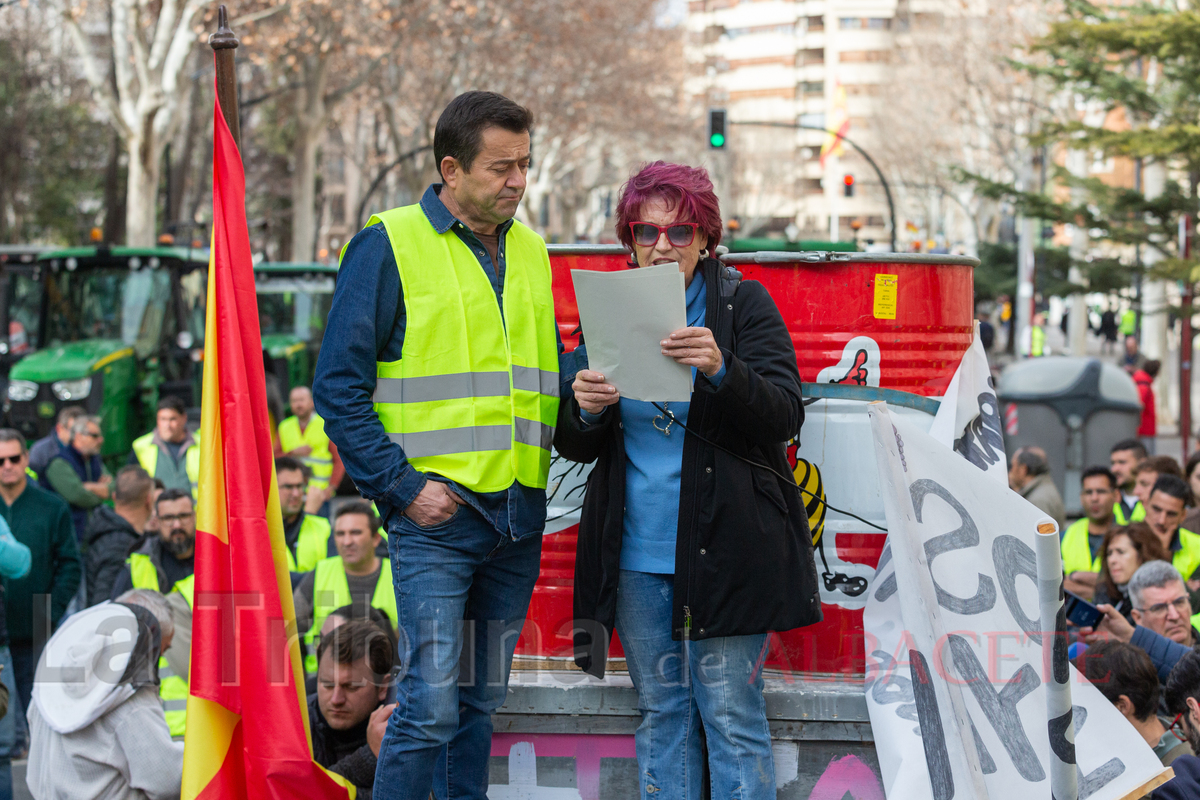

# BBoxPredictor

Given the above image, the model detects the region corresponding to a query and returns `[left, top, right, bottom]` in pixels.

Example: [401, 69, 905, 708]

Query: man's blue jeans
[0, 645, 20, 800]
[374, 504, 542, 800]
[616, 570, 775, 800]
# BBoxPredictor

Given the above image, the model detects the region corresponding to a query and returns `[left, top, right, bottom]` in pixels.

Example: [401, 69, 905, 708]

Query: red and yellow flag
[819, 82, 850, 167]
[180, 73, 354, 800]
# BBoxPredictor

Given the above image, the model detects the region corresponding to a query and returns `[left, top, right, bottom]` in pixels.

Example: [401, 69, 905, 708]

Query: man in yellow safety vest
[129, 395, 200, 499]
[1111, 439, 1148, 525]
[1144, 476, 1200, 586]
[312, 92, 561, 797]
[295, 502, 396, 674]
[278, 386, 343, 509]
[276, 456, 332, 573]
[1062, 466, 1119, 600]
[109, 489, 195, 599]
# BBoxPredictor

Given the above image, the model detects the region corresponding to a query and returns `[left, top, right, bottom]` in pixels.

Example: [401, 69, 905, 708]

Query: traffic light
[843, 174, 855, 197]
[708, 109, 727, 149]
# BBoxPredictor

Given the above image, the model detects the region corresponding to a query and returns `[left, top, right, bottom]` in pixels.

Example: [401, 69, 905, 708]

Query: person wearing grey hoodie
[25, 589, 182, 800]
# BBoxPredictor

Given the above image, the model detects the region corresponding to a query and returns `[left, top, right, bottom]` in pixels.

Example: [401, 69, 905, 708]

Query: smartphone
[1064, 591, 1103, 629]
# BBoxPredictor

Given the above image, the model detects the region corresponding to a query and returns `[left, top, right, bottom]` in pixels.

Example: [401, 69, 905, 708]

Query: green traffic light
[710, 133, 725, 147]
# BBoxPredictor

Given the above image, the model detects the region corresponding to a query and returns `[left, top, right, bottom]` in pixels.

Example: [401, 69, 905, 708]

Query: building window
[329, 195, 346, 225]
[839, 17, 891, 29]
[800, 81, 824, 95]
[799, 112, 826, 128]
[801, 178, 824, 195]
[839, 50, 890, 63]
[806, 15, 824, 31]
[800, 48, 824, 65]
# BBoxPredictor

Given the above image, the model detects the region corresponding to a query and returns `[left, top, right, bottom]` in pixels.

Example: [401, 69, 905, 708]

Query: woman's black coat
[555, 257, 823, 678]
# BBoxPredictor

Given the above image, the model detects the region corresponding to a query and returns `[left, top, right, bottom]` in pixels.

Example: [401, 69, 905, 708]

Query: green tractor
[2, 248, 336, 464]
[253, 262, 337, 399]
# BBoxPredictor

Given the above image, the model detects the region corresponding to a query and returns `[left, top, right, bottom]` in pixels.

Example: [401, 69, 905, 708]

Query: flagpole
[209, 5, 242, 155]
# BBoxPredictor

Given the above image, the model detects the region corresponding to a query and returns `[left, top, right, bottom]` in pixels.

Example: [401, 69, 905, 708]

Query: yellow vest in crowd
[360, 204, 559, 494]
[132, 431, 201, 500]
[1060, 518, 1102, 575]
[285, 513, 332, 573]
[302, 556, 397, 674]
[128, 564, 193, 738]
[278, 414, 334, 492]
[1113, 501, 1146, 526]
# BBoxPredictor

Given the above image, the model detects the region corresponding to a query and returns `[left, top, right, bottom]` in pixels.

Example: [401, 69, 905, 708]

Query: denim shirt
[313, 184, 559, 540]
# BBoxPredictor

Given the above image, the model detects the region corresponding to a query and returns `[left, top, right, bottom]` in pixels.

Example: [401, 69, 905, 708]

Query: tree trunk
[125, 131, 162, 248]
[102, 133, 126, 245]
[291, 60, 328, 262]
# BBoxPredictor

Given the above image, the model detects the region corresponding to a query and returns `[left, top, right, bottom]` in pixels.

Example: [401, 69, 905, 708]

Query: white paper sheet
[571, 263, 693, 402]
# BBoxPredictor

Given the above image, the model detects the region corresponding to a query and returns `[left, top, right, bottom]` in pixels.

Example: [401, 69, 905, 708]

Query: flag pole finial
[209, 4, 242, 154]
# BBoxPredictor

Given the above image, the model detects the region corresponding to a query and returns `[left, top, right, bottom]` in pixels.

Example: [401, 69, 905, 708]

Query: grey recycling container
[997, 356, 1142, 516]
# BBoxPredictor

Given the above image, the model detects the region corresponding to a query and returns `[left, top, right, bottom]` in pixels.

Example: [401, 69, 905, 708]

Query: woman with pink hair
[555, 161, 821, 799]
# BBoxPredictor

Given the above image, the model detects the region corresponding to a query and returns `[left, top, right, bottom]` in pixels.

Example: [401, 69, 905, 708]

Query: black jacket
[556, 258, 822, 678]
[85, 506, 144, 606]
[1154, 752, 1200, 799]
[308, 694, 378, 799]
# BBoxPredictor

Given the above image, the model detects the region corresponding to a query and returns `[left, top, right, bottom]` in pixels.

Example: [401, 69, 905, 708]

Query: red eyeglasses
[629, 221, 699, 248]
[1170, 712, 1189, 743]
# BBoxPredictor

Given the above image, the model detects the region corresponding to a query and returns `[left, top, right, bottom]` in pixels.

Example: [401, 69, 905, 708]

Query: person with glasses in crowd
[40, 414, 111, 542]
[1128, 560, 1199, 647]
[1157, 650, 1200, 798]
[0, 428, 80, 742]
[110, 489, 196, 598]
[275, 456, 333, 577]
[557, 161, 821, 800]
[1076, 640, 1193, 767]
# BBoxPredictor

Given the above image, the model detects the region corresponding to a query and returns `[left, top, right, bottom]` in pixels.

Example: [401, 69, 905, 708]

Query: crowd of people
[0, 381, 396, 800]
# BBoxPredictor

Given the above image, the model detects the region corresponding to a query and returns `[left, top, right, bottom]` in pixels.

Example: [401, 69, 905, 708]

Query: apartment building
[686, 0, 896, 245]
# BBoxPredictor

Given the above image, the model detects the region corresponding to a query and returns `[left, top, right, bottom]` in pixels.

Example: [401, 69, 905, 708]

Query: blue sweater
[618, 273, 724, 574]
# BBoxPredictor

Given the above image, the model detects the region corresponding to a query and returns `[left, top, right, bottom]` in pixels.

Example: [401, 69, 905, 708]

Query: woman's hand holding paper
[661, 327, 723, 377]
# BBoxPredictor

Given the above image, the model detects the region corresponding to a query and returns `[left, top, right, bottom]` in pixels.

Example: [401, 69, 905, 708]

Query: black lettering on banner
[910, 479, 997, 615]
[1071, 705, 1126, 799]
[870, 649, 919, 732]
[946, 634, 1045, 782]
[971, 721, 998, 774]
[874, 544, 898, 601]
[993, 535, 1042, 642]
[910, 650, 955, 800]
[953, 388, 1005, 471]
[1053, 600, 1070, 685]
[1048, 708, 1076, 765]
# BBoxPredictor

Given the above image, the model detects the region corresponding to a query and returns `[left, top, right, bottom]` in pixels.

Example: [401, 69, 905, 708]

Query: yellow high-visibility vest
[278, 415, 334, 492]
[1113, 501, 1146, 525]
[360, 204, 559, 493]
[129, 563, 193, 738]
[1061, 518, 1102, 575]
[132, 431, 201, 500]
[285, 514, 331, 573]
[302, 556, 396, 673]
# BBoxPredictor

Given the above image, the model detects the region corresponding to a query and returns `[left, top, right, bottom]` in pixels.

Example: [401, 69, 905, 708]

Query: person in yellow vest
[295, 502, 396, 674]
[159, 573, 193, 738]
[1062, 466, 1119, 599]
[1143, 476, 1200, 588]
[311, 92, 561, 798]
[1112, 439, 1149, 525]
[278, 386, 344, 512]
[109, 489, 195, 599]
[276, 456, 333, 574]
[128, 395, 200, 498]
[1128, 560, 1199, 647]
[1030, 312, 1047, 357]
[1134, 456, 1184, 517]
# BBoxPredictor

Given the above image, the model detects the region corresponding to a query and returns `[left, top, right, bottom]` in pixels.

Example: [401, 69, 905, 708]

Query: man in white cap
[25, 588, 183, 799]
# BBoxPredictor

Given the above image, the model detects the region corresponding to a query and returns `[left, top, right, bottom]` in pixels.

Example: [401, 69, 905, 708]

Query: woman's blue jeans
[615, 570, 776, 800]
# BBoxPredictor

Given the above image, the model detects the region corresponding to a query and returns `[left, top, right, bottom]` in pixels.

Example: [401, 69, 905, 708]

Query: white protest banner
[928, 321, 1008, 484]
[863, 404, 1171, 800]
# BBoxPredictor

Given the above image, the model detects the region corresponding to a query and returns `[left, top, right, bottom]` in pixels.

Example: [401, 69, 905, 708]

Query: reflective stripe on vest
[1174, 528, 1200, 582]
[285, 514, 332, 573]
[302, 556, 396, 674]
[127, 553, 161, 592]
[160, 575, 194, 738]
[278, 415, 333, 491]
[1061, 518, 1102, 574]
[133, 431, 201, 500]
[361, 204, 559, 493]
[1113, 501, 1146, 526]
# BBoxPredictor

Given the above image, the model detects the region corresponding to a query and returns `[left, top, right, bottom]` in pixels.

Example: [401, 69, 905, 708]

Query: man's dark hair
[155, 487, 194, 512]
[316, 619, 394, 682]
[1151, 474, 1192, 506]
[1082, 466, 1117, 490]
[156, 395, 186, 416]
[1165, 649, 1200, 715]
[1137, 455, 1183, 478]
[0, 429, 28, 455]
[275, 455, 311, 482]
[433, 91, 533, 180]
[334, 500, 380, 537]
[56, 405, 86, 427]
[1016, 447, 1049, 476]
[114, 465, 153, 506]
[329, 603, 398, 653]
[1144, 359, 1162, 379]
[1112, 438, 1147, 460]
[1077, 641, 1160, 722]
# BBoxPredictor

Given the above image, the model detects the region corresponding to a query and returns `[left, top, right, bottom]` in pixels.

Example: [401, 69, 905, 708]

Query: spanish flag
[819, 82, 850, 167]
[180, 75, 354, 800]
